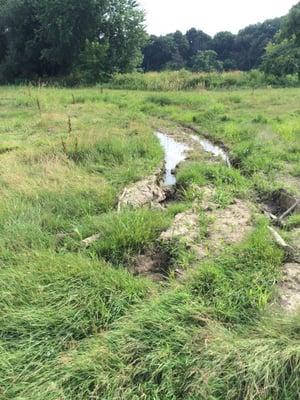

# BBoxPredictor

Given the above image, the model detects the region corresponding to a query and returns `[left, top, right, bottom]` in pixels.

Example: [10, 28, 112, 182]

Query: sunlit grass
[0, 85, 299, 399]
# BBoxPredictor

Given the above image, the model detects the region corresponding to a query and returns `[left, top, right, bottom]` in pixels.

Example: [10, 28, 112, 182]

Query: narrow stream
[155, 131, 189, 186]
[190, 134, 231, 167]
[155, 130, 230, 186]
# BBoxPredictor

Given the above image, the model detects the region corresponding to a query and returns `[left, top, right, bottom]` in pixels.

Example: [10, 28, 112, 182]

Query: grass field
[0, 85, 299, 399]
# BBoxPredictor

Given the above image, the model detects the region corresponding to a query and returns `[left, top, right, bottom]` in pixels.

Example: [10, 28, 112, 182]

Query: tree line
[142, 19, 282, 72]
[0, 0, 299, 83]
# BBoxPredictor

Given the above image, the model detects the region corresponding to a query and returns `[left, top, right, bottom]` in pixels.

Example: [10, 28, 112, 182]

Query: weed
[36, 97, 41, 114]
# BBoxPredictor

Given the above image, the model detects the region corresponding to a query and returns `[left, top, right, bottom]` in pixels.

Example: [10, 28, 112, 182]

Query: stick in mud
[278, 200, 299, 221]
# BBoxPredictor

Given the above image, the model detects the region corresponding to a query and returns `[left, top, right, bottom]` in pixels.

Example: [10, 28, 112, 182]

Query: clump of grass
[0, 251, 156, 398]
[45, 223, 287, 400]
[0, 252, 153, 342]
[66, 133, 162, 187]
[147, 95, 175, 106]
[284, 213, 300, 230]
[0, 197, 54, 256]
[187, 220, 283, 322]
[177, 162, 250, 205]
[78, 209, 171, 264]
[230, 140, 283, 176]
[252, 114, 268, 124]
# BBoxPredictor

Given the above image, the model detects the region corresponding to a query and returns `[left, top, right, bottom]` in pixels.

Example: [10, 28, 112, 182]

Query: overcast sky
[138, 0, 298, 36]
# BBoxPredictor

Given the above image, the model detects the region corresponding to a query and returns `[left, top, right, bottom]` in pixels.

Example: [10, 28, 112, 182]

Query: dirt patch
[131, 249, 171, 281]
[279, 263, 300, 313]
[117, 170, 169, 210]
[264, 189, 300, 217]
[160, 186, 253, 261]
[289, 228, 300, 263]
[192, 199, 253, 259]
[207, 200, 253, 249]
[160, 210, 199, 244]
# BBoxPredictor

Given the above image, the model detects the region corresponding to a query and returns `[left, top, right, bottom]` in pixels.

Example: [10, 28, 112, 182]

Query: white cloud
[138, 0, 298, 36]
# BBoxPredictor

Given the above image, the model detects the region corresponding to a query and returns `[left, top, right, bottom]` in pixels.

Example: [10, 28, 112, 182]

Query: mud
[279, 263, 300, 313]
[121, 125, 251, 280]
[117, 171, 168, 210]
[264, 189, 300, 217]
[131, 249, 171, 281]
[160, 186, 253, 261]
[118, 129, 231, 210]
[160, 210, 200, 244]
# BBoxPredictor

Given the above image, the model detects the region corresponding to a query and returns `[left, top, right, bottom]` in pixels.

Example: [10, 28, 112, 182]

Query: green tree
[76, 39, 109, 84]
[142, 35, 176, 71]
[142, 31, 189, 71]
[282, 1, 300, 45]
[235, 18, 282, 70]
[0, 0, 145, 81]
[103, 0, 146, 73]
[212, 32, 235, 61]
[261, 38, 300, 78]
[35, 0, 105, 75]
[0, 0, 44, 80]
[173, 30, 189, 60]
[262, 2, 300, 81]
[186, 28, 212, 60]
[191, 50, 223, 72]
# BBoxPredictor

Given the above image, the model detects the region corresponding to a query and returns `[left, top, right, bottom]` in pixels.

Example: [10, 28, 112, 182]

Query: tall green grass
[0, 85, 299, 399]
[109, 70, 299, 91]
[0, 252, 156, 399]
[20, 224, 287, 400]
[61, 209, 172, 265]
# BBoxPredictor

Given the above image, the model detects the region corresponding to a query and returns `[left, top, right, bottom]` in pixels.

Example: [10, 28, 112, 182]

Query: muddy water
[155, 130, 231, 186]
[155, 131, 189, 186]
[190, 134, 231, 167]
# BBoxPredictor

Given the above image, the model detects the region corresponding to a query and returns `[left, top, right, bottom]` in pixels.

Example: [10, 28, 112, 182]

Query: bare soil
[117, 169, 167, 210]
[160, 187, 253, 261]
[280, 263, 300, 313]
[131, 249, 171, 282]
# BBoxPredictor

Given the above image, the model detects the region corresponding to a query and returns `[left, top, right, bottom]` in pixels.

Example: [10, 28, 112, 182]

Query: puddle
[155, 131, 189, 186]
[155, 130, 231, 186]
[190, 134, 231, 167]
